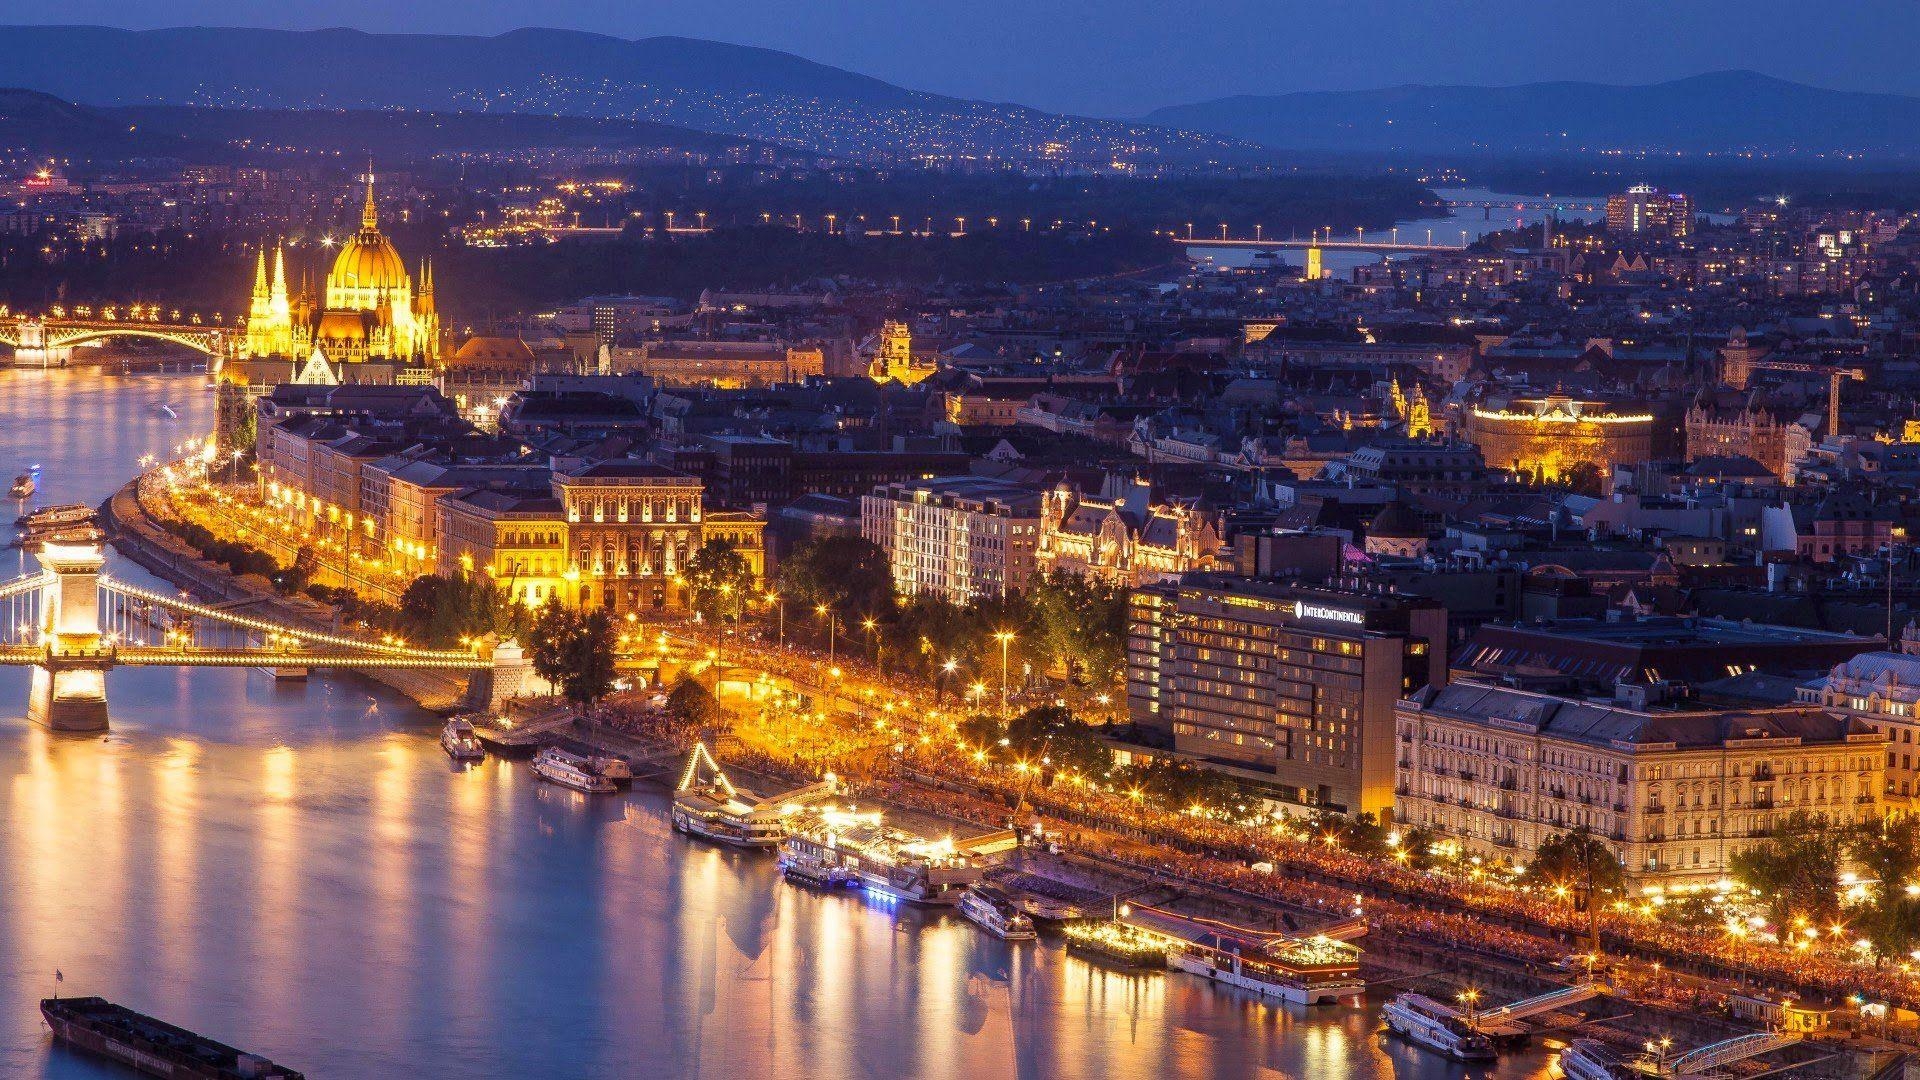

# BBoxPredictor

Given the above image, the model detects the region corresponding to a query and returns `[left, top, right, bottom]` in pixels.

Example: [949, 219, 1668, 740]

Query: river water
[0, 368, 1556, 1078]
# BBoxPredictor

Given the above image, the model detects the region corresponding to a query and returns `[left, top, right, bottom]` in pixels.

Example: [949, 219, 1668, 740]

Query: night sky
[0, 0, 1909, 116]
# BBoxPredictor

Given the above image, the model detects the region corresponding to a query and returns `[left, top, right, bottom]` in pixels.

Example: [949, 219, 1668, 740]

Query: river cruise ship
[1120, 906, 1368, 1006]
[1383, 992, 1499, 1061]
[959, 884, 1036, 940]
[531, 747, 617, 794]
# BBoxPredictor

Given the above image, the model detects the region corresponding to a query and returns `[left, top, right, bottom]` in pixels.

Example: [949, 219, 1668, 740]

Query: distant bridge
[1183, 238, 1464, 254]
[0, 311, 234, 368]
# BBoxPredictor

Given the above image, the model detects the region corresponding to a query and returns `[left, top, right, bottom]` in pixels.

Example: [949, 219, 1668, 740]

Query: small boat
[41, 995, 305, 1079]
[960, 885, 1037, 940]
[1382, 992, 1498, 1062]
[440, 717, 485, 761]
[10, 472, 35, 499]
[154, 403, 179, 419]
[590, 754, 632, 785]
[531, 747, 616, 794]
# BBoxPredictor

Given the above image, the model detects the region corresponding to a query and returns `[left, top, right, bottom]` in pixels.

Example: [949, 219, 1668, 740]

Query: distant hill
[0, 25, 1258, 165]
[1145, 71, 1920, 157]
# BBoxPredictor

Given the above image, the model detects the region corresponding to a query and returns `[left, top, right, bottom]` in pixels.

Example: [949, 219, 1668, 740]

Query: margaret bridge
[0, 309, 236, 370]
[1, 515, 528, 731]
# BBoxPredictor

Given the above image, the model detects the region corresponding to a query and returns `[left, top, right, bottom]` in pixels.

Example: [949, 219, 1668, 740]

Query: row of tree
[771, 536, 1129, 690]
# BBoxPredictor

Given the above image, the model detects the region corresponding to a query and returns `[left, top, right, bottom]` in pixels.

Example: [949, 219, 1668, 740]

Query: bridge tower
[12, 318, 53, 368]
[29, 537, 111, 731]
[1304, 246, 1324, 281]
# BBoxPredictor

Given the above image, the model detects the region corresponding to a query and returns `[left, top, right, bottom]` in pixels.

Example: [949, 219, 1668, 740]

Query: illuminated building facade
[1127, 574, 1446, 819]
[1606, 184, 1695, 241]
[235, 172, 441, 384]
[1396, 681, 1884, 888]
[1036, 478, 1221, 587]
[1463, 392, 1655, 481]
[1684, 401, 1789, 479]
[869, 319, 933, 384]
[861, 476, 1043, 602]
[557, 462, 705, 614]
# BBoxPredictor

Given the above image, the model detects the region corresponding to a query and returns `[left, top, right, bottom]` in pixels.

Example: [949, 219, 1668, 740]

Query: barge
[41, 996, 305, 1079]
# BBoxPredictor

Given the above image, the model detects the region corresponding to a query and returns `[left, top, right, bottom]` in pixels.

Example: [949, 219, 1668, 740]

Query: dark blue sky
[0, 0, 1909, 116]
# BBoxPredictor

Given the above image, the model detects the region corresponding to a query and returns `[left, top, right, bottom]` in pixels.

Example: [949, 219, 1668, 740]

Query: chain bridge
[0, 525, 526, 730]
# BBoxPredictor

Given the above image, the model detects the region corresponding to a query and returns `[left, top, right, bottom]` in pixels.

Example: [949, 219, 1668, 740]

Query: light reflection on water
[0, 369, 1557, 1078]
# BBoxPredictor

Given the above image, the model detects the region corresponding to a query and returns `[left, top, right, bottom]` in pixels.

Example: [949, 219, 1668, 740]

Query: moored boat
[1382, 992, 1498, 1061]
[1554, 1039, 1635, 1080]
[41, 995, 305, 1079]
[10, 471, 36, 499]
[531, 747, 616, 794]
[672, 742, 838, 848]
[440, 717, 485, 761]
[960, 885, 1036, 940]
[778, 808, 993, 904]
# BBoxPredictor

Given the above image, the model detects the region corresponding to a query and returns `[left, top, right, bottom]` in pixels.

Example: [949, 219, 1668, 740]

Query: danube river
[0, 369, 1554, 1078]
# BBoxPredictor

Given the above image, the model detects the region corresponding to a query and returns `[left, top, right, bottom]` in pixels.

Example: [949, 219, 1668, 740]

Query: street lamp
[766, 590, 784, 649]
[993, 630, 1015, 719]
[862, 616, 881, 669]
[816, 603, 837, 666]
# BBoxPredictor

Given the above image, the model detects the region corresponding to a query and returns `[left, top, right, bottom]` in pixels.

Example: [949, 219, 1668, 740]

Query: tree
[527, 600, 578, 696]
[1730, 811, 1847, 933]
[777, 536, 894, 618]
[524, 601, 617, 707]
[666, 676, 718, 728]
[565, 609, 618, 707]
[1004, 704, 1112, 779]
[683, 540, 754, 623]
[1524, 827, 1626, 907]
[1029, 571, 1127, 686]
[1850, 817, 1920, 963]
[1560, 461, 1608, 497]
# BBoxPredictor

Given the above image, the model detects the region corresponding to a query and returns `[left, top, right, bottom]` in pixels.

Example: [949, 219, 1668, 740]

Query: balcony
[1644, 804, 1666, 815]
[1612, 802, 1627, 813]
[1857, 794, 1876, 805]
[1752, 767, 1775, 781]
[1457, 768, 1475, 781]
[1751, 797, 1774, 810]
[1499, 779, 1519, 791]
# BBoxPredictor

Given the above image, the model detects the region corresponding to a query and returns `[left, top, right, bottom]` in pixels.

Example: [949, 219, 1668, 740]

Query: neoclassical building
[1396, 681, 1884, 888]
[1036, 477, 1221, 587]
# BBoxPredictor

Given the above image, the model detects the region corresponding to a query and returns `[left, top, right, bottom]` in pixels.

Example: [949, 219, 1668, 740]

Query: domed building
[236, 171, 441, 378]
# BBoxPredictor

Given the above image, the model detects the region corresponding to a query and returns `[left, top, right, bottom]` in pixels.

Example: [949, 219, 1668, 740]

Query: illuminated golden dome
[328, 173, 410, 297]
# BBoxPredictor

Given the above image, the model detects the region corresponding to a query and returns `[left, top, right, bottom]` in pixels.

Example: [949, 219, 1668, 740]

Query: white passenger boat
[671, 742, 836, 848]
[1382, 992, 1498, 1061]
[531, 747, 616, 794]
[960, 885, 1036, 940]
[440, 717, 485, 761]
[1554, 1039, 1634, 1080]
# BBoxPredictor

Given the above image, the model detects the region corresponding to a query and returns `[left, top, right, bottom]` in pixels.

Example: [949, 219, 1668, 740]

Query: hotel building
[1127, 574, 1447, 819]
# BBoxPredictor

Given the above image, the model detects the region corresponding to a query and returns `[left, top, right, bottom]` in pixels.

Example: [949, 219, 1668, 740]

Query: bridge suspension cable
[98, 577, 481, 661]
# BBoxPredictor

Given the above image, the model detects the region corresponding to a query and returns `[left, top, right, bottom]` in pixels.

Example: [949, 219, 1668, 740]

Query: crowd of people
[649, 619, 1920, 1015]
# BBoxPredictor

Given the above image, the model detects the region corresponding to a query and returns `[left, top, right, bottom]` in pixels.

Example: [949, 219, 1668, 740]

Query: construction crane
[1748, 360, 1866, 437]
